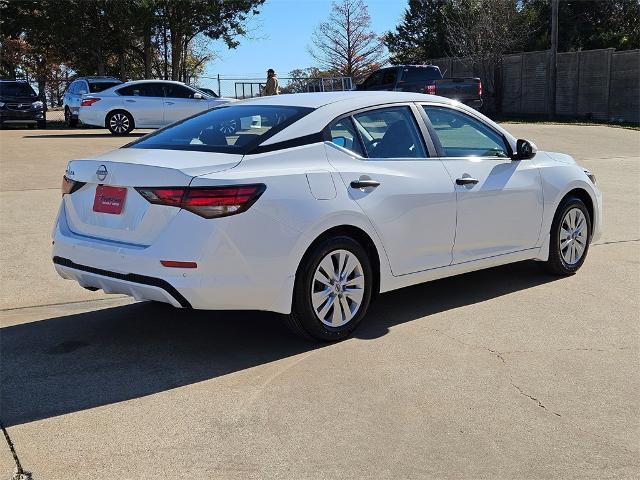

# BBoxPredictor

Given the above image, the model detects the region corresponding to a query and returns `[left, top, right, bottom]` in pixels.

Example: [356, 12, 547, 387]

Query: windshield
[129, 104, 313, 154]
[0, 82, 37, 97]
[89, 81, 121, 93]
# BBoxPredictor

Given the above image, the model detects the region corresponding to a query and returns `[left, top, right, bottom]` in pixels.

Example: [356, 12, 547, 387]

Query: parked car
[357, 65, 483, 109]
[63, 76, 123, 127]
[194, 86, 218, 97]
[78, 80, 232, 135]
[0, 80, 45, 128]
[54, 92, 601, 341]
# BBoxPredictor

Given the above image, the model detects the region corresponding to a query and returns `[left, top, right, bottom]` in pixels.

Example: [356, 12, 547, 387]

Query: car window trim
[418, 102, 514, 159]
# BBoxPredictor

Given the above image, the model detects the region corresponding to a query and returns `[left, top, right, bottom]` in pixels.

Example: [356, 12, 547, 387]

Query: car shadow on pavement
[22, 133, 146, 139]
[0, 261, 558, 427]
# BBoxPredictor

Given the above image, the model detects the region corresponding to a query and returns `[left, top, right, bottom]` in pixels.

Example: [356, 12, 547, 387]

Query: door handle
[165, 101, 175, 105]
[125, 99, 136, 103]
[456, 176, 479, 186]
[350, 179, 380, 189]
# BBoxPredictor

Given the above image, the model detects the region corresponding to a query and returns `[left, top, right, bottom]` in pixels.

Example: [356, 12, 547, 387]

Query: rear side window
[327, 118, 364, 156]
[353, 107, 427, 159]
[89, 82, 121, 93]
[129, 104, 313, 154]
[362, 71, 384, 89]
[382, 69, 397, 85]
[400, 67, 441, 83]
[117, 83, 164, 97]
[423, 106, 508, 158]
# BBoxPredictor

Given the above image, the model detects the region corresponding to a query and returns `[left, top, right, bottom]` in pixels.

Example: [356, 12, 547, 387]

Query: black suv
[0, 80, 46, 128]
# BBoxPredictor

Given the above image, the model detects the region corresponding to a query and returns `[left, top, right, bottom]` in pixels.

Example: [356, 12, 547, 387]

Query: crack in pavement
[593, 238, 640, 246]
[432, 330, 639, 456]
[433, 329, 561, 416]
[1, 421, 32, 480]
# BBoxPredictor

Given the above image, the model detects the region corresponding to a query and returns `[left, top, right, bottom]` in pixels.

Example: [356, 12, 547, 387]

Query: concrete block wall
[429, 48, 639, 123]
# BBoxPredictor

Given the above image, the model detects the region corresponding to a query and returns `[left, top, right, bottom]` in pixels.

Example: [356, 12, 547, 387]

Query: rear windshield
[129, 104, 313, 154]
[89, 81, 121, 93]
[400, 66, 441, 82]
[0, 82, 36, 97]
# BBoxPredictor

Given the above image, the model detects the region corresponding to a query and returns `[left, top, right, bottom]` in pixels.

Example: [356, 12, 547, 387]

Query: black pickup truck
[356, 65, 483, 110]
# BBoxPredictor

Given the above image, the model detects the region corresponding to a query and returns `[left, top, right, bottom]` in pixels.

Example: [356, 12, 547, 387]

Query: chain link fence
[197, 75, 354, 99]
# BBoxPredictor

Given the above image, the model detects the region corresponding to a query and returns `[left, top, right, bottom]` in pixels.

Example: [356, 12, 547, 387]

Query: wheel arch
[296, 224, 382, 300]
[558, 187, 595, 237]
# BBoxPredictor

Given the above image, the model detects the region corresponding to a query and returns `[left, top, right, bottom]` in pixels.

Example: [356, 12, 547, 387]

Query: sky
[203, 0, 408, 81]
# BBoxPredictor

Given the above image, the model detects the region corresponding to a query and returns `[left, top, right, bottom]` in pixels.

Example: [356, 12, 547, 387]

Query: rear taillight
[135, 184, 266, 219]
[81, 97, 101, 107]
[478, 81, 483, 97]
[425, 84, 436, 95]
[61, 175, 85, 195]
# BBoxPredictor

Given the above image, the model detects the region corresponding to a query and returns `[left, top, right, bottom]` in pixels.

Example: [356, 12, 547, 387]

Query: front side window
[327, 118, 364, 156]
[362, 71, 384, 89]
[164, 84, 195, 99]
[423, 106, 509, 158]
[129, 104, 313, 154]
[353, 106, 427, 159]
[381, 69, 397, 85]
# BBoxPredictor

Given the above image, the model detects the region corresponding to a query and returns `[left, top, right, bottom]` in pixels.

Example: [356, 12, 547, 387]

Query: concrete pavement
[0, 124, 638, 479]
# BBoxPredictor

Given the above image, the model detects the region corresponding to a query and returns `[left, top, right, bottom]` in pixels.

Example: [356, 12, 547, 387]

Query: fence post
[217, 74, 221, 97]
[605, 48, 613, 121]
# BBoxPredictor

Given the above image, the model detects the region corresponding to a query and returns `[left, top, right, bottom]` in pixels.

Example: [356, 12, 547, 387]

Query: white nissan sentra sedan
[53, 92, 602, 341]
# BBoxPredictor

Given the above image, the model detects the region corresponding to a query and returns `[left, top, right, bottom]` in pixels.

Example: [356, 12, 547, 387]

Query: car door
[421, 104, 543, 264]
[325, 105, 457, 276]
[163, 84, 209, 124]
[117, 82, 165, 127]
[69, 81, 87, 116]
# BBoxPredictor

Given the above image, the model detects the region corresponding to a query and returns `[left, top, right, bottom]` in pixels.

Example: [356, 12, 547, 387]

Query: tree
[521, 0, 640, 52]
[308, 0, 386, 82]
[443, 0, 527, 111]
[385, 0, 450, 64]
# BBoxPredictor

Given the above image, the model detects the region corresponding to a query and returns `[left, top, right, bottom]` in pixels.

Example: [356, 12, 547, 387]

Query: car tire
[37, 120, 46, 129]
[107, 110, 134, 135]
[64, 108, 77, 128]
[285, 236, 373, 342]
[544, 196, 592, 276]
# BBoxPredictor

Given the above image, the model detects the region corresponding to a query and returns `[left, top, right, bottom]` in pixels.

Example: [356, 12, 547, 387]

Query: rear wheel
[107, 111, 134, 135]
[544, 197, 591, 276]
[64, 108, 77, 127]
[285, 236, 373, 341]
[37, 120, 46, 129]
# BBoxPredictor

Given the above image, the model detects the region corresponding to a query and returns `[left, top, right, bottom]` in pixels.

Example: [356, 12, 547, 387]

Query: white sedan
[54, 92, 602, 341]
[78, 80, 231, 135]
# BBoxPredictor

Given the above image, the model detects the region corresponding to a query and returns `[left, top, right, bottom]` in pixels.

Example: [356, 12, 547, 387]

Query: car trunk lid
[63, 148, 242, 245]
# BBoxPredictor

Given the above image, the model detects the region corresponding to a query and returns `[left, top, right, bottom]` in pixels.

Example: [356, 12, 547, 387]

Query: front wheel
[107, 111, 134, 135]
[285, 236, 373, 341]
[64, 108, 77, 128]
[544, 197, 592, 276]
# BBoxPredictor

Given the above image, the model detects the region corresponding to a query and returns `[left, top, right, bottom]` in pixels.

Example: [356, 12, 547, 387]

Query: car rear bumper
[78, 108, 104, 127]
[51, 202, 297, 313]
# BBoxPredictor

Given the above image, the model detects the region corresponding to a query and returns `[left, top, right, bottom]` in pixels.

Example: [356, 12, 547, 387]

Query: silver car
[63, 76, 123, 127]
[78, 80, 232, 135]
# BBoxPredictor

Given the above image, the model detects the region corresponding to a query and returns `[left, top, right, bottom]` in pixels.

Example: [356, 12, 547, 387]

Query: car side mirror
[513, 138, 537, 160]
[193, 92, 204, 99]
[332, 136, 347, 148]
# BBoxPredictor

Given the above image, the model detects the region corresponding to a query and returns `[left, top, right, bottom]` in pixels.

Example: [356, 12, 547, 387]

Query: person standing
[263, 68, 279, 96]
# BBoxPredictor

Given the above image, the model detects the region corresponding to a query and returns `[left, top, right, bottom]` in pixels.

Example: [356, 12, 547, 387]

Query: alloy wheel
[560, 207, 588, 265]
[109, 113, 130, 134]
[311, 249, 365, 327]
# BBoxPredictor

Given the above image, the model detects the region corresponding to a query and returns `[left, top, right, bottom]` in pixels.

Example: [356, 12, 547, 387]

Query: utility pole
[549, 0, 559, 118]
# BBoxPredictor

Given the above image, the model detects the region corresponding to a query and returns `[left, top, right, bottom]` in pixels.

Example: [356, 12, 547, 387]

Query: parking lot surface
[1, 125, 638, 479]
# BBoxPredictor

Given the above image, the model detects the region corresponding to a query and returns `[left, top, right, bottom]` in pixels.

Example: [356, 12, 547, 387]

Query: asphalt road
[0, 124, 638, 479]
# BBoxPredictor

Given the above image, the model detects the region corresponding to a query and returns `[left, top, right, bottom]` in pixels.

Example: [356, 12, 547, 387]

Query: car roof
[75, 76, 122, 82]
[239, 91, 451, 109]
[118, 79, 189, 86]
[241, 91, 514, 148]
